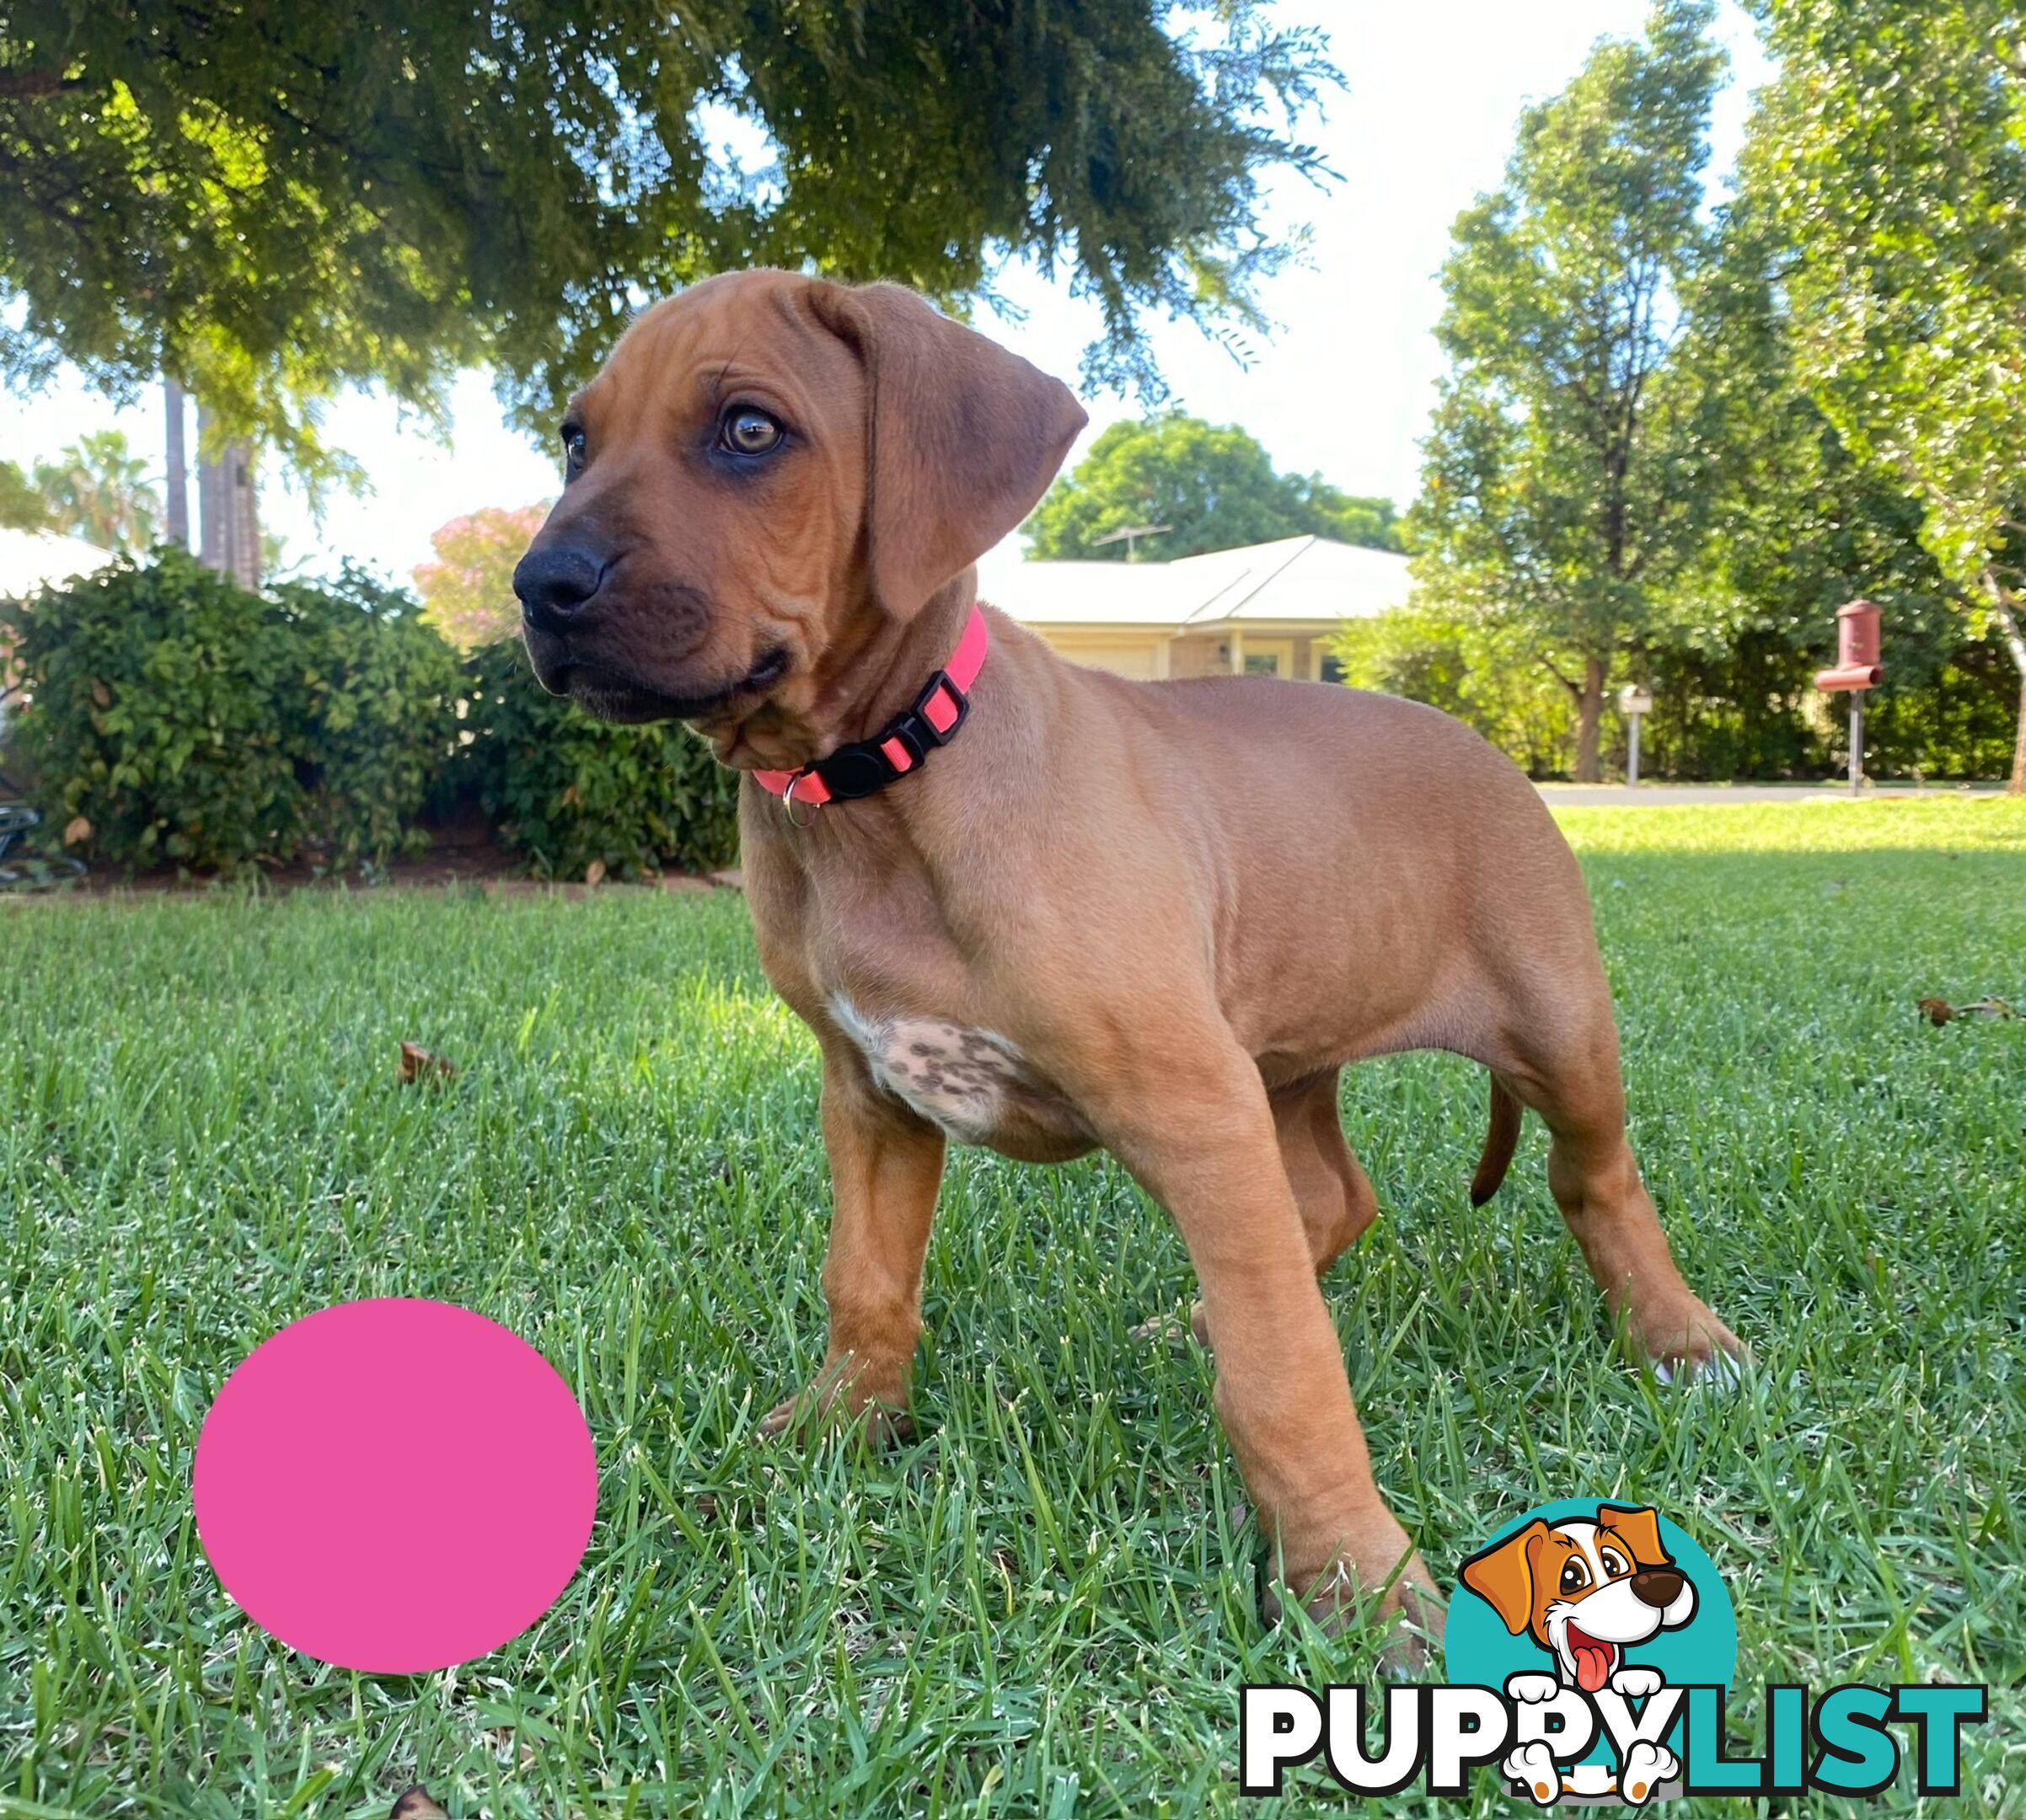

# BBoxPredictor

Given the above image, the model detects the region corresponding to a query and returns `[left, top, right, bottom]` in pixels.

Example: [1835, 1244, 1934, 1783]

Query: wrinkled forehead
[571, 272, 860, 438]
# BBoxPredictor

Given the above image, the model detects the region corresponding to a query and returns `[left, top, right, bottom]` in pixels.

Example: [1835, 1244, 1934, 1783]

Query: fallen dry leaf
[584, 857, 607, 886]
[62, 815, 92, 846]
[1918, 996, 2015, 1027]
[389, 1789, 447, 1820]
[398, 1041, 458, 1085]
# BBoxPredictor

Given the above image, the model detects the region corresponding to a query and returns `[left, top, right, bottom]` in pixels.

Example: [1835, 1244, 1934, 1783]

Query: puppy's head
[1459, 1505, 1696, 1693]
[512, 269, 1085, 754]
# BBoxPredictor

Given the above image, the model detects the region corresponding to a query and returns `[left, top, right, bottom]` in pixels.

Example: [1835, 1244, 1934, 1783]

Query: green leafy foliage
[0, 4, 1336, 479]
[1412, 1, 1726, 779]
[1743, 0, 2026, 789]
[1025, 414, 1400, 560]
[276, 569, 466, 867]
[455, 637, 738, 881]
[0, 552, 458, 872]
[1335, 602, 1578, 779]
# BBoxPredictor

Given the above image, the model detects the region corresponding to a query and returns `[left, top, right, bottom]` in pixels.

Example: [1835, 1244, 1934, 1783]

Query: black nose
[1630, 1568, 1685, 1609]
[513, 543, 602, 634]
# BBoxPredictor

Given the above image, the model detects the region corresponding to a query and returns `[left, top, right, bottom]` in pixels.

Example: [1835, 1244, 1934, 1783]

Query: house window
[1243, 653, 1279, 676]
[1320, 655, 1345, 683]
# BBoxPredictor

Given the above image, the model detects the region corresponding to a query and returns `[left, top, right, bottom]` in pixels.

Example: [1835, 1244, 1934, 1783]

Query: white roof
[0, 526, 114, 597]
[976, 533, 1409, 631]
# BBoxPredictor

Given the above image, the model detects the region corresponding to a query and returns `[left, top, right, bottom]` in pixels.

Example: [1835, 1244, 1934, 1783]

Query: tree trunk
[2010, 670, 2026, 797]
[196, 401, 260, 590]
[1573, 655, 1607, 783]
[163, 378, 190, 551]
[1985, 574, 2025, 795]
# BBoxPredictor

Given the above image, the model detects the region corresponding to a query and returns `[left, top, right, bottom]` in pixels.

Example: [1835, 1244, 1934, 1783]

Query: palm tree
[33, 431, 162, 554]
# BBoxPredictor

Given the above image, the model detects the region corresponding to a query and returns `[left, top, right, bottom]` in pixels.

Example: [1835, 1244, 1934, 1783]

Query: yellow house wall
[1025, 624, 1343, 682]
[1031, 630, 1166, 679]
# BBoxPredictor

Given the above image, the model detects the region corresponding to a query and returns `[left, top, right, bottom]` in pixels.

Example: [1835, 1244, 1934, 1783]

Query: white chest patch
[829, 996, 1030, 1143]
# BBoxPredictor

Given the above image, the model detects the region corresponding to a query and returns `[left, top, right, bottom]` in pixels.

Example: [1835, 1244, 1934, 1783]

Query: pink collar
[753, 603, 989, 808]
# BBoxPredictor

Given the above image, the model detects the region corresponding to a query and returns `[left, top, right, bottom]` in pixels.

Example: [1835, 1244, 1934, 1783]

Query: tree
[1656, 185, 1989, 779]
[1411, 1, 1724, 780]
[29, 431, 160, 554]
[1024, 415, 1400, 560]
[414, 505, 553, 651]
[0, 4, 1337, 484]
[1744, 0, 2026, 791]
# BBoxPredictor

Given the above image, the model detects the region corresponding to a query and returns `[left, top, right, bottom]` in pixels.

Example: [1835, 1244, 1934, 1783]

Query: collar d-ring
[780, 778, 822, 827]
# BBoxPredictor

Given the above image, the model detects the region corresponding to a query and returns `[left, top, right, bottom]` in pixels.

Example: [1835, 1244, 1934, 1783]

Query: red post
[1815, 601, 1884, 794]
[1814, 601, 1883, 693]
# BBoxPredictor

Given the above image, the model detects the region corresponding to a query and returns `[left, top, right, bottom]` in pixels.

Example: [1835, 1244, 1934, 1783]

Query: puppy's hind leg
[1494, 1016, 1745, 1383]
[1277, 1069, 1381, 1273]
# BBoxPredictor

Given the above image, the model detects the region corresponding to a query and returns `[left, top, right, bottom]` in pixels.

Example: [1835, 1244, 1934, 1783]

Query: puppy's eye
[1600, 1548, 1631, 1579]
[1559, 1559, 1591, 1594]
[562, 427, 587, 476]
[721, 408, 783, 456]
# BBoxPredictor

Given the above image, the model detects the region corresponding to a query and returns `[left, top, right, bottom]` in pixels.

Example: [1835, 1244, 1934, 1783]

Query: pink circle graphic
[193, 1298, 598, 1673]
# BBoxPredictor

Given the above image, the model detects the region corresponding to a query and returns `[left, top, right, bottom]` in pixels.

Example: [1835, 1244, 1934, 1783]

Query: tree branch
[1984, 568, 2026, 678]
[0, 68, 86, 100]
[1539, 655, 1583, 701]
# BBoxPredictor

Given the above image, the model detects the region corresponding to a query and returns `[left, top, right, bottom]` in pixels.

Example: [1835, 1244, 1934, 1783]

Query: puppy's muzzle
[514, 543, 603, 637]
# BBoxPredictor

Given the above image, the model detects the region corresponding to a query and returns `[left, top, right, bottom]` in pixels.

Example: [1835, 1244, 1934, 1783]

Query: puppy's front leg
[1085, 1026, 1440, 1661]
[761, 1049, 946, 1443]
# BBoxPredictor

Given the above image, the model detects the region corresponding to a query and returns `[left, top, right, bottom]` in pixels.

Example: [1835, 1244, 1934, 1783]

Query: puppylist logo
[1241, 1500, 1987, 1804]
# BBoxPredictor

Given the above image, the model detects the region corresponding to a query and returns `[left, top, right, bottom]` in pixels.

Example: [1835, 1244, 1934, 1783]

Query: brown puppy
[513, 270, 1744, 1657]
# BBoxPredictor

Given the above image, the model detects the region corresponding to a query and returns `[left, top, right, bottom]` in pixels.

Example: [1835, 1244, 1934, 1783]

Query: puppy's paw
[1610, 1665, 1664, 1700]
[1268, 1546, 1444, 1679]
[758, 1360, 913, 1447]
[1651, 1347, 1746, 1390]
[1503, 1741, 1562, 1807]
[1636, 1297, 1749, 1389]
[1504, 1670, 1562, 1705]
[1618, 1739, 1678, 1806]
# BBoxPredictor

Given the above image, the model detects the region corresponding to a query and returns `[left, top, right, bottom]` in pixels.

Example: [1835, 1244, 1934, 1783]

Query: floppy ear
[808, 281, 1087, 618]
[1460, 1519, 1548, 1635]
[1597, 1505, 1672, 1571]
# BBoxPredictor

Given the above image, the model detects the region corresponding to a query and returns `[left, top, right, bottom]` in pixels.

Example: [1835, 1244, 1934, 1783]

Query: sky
[0, 1, 1771, 587]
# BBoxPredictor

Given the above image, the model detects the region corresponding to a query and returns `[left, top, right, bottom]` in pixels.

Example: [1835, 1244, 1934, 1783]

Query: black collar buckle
[803, 670, 973, 804]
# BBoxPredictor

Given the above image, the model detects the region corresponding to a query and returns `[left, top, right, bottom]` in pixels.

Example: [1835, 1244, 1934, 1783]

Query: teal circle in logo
[1445, 1500, 1736, 1783]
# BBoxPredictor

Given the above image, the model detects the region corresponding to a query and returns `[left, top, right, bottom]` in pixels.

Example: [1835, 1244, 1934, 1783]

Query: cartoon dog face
[1460, 1505, 1696, 1693]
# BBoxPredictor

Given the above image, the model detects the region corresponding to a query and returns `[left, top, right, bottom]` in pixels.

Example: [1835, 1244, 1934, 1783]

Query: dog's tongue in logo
[1568, 1625, 1616, 1693]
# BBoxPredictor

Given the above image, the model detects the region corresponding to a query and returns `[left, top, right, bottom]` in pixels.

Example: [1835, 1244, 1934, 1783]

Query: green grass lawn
[3, 799, 2022, 1817]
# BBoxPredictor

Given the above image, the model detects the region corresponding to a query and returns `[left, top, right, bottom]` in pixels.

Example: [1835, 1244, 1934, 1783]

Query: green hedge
[1, 553, 459, 872]
[452, 637, 738, 880]
[2, 553, 740, 878]
[1339, 598, 2020, 782]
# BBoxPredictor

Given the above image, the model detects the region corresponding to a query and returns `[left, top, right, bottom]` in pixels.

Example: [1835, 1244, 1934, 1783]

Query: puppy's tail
[1470, 1078, 1523, 1206]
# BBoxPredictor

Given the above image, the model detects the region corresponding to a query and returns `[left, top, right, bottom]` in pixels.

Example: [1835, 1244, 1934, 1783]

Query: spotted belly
[828, 997, 1094, 1159]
